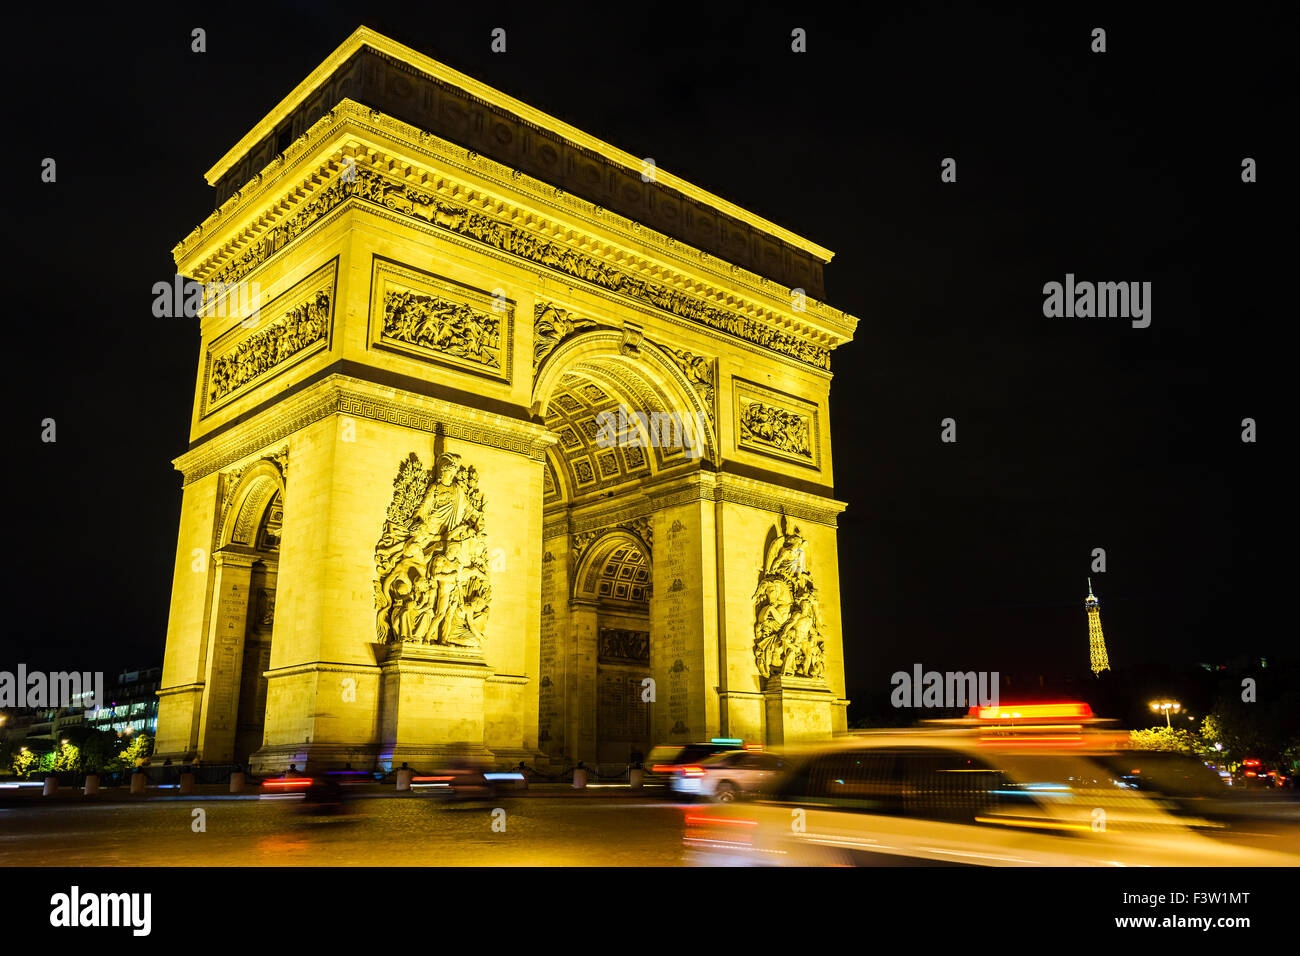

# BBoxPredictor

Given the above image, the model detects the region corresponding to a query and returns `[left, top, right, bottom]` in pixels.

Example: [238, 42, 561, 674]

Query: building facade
[155, 28, 859, 773]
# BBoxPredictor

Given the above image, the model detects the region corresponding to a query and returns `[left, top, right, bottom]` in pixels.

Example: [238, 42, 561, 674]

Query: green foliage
[106, 733, 154, 772]
[1129, 727, 1199, 754]
[10, 748, 36, 777]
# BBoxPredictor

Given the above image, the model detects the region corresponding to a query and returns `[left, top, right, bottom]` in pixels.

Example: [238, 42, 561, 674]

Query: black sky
[4, 3, 1286, 715]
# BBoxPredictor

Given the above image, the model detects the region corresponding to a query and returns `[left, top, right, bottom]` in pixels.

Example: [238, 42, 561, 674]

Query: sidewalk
[0, 780, 670, 804]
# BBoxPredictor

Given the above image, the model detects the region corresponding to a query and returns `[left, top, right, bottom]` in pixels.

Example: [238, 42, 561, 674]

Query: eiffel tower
[1085, 579, 1110, 675]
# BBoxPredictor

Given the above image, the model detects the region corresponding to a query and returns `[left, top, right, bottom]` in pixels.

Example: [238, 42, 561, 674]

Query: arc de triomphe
[155, 27, 859, 773]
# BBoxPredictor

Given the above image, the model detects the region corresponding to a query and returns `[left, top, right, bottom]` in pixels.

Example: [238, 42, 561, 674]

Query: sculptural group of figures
[740, 401, 811, 458]
[374, 453, 491, 648]
[382, 289, 501, 367]
[532, 303, 596, 370]
[753, 527, 826, 680]
[598, 628, 650, 663]
[209, 292, 330, 403]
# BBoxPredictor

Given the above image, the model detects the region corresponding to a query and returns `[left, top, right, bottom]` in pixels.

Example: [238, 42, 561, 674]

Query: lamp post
[1149, 700, 1181, 728]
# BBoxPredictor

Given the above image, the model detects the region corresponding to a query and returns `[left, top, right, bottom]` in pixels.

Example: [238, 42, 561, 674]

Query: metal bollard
[130, 770, 147, 795]
[629, 767, 644, 791]
[572, 766, 588, 789]
[84, 773, 100, 796]
[178, 771, 195, 795]
[396, 767, 414, 791]
[42, 776, 58, 797]
[229, 771, 246, 794]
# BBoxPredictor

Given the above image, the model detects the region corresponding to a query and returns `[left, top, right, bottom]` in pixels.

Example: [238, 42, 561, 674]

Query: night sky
[6, 5, 1285, 718]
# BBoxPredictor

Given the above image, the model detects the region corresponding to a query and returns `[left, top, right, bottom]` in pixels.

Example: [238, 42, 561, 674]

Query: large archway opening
[533, 332, 714, 771]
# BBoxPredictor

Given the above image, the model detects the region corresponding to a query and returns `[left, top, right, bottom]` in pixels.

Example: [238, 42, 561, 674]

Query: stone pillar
[567, 599, 599, 766]
[763, 674, 836, 746]
[648, 477, 719, 747]
[379, 643, 493, 768]
[537, 525, 572, 767]
[196, 548, 258, 763]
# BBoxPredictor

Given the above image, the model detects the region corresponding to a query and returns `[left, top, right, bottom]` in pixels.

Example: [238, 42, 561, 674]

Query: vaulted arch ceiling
[575, 535, 651, 606]
[543, 370, 691, 503]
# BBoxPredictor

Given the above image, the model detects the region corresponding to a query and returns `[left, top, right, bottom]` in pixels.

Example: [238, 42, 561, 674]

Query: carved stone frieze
[204, 259, 337, 416]
[740, 398, 812, 459]
[201, 162, 831, 370]
[733, 378, 820, 469]
[370, 258, 512, 382]
[598, 627, 650, 664]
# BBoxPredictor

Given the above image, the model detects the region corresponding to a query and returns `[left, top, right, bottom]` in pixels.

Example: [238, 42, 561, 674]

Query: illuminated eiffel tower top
[1085, 578, 1110, 675]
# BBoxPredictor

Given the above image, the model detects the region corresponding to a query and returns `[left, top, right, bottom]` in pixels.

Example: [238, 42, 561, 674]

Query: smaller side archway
[566, 528, 653, 767]
[203, 458, 285, 765]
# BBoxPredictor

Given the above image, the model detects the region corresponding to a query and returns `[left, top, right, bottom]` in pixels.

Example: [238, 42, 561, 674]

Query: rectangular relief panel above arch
[731, 378, 822, 471]
[366, 255, 514, 385]
[201, 257, 339, 419]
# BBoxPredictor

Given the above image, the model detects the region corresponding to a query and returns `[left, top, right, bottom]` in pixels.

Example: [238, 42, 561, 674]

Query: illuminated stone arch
[532, 329, 719, 467]
[571, 527, 653, 604]
[534, 331, 718, 507]
[219, 459, 285, 550]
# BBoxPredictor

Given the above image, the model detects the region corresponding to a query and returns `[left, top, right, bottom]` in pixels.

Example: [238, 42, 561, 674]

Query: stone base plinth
[763, 674, 836, 747]
[379, 642, 493, 770]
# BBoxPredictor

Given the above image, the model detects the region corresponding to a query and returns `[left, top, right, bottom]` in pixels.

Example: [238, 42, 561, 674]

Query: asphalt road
[0, 795, 690, 866]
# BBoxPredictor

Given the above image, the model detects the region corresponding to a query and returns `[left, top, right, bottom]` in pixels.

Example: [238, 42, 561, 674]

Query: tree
[107, 733, 154, 772]
[1129, 727, 1199, 754]
[10, 748, 36, 777]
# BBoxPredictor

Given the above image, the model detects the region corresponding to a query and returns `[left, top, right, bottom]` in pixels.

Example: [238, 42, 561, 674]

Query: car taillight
[680, 765, 705, 777]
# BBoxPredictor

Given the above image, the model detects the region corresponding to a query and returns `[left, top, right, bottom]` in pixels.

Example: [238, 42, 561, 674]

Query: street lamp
[1149, 700, 1181, 728]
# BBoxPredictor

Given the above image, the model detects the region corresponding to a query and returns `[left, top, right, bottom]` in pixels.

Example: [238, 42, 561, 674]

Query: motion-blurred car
[260, 772, 347, 814]
[684, 727, 1300, 867]
[669, 750, 789, 802]
[646, 741, 746, 788]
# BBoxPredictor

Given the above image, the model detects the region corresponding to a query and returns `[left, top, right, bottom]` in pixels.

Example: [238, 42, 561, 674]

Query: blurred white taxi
[669, 750, 790, 802]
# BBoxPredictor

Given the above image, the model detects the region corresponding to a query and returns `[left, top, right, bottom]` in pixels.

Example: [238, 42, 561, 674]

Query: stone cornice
[264, 661, 382, 679]
[205, 27, 833, 263]
[173, 102, 857, 361]
[717, 473, 847, 528]
[642, 470, 846, 527]
[173, 374, 558, 485]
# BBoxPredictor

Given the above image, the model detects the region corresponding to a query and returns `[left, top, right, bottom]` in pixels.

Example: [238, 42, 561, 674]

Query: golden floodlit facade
[155, 27, 859, 773]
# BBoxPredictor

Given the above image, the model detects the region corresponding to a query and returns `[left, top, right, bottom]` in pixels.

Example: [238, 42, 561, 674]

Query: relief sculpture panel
[733, 378, 820, 469]
[368, 257, 512, 382]
[373, 452, 491, 648]
[202, 258, 337, 415]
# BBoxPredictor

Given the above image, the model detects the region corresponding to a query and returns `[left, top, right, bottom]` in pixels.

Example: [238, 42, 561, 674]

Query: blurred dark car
[684, 733, 1299, 867]
[260, 772, 347, 814]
